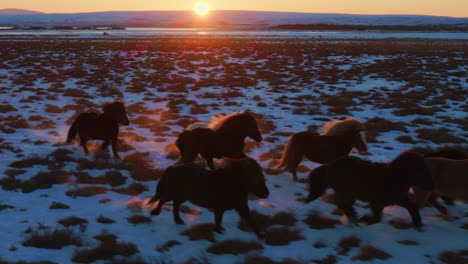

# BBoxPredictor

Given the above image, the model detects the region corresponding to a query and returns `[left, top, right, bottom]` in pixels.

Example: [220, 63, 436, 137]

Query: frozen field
[0, 37, 467, 263]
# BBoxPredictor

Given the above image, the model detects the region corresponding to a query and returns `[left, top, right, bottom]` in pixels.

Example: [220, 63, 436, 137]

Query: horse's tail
[146, 171, 168, 206]
[306, 165, 329, 203]
[146, 179, 163, 206]
[66, 119, 79, 144]
[276, 132, 306, 171]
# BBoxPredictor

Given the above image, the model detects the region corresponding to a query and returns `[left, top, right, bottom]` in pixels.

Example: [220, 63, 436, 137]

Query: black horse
[146, 157, 270, 238]
[66, 101, 129, 159]
[176, 111, 262, 170]
[306, 151, 433, 228]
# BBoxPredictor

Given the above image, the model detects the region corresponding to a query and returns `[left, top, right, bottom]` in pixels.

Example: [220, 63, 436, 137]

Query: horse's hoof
[150, 210, 160, 216]
[256, 232, 265, 240]
[215, 226, 225, 234]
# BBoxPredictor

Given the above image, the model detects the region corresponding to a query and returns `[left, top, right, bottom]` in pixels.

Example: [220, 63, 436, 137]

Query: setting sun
[195, 3, 209, 16]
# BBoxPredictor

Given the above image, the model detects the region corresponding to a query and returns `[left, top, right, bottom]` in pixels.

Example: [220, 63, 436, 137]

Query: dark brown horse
[176, 111, 262, 170]
[277, 118, 368, 181]
[66, 101, 129, 159]
[146, 157, 269, 238]
[306, 151, 433, 229]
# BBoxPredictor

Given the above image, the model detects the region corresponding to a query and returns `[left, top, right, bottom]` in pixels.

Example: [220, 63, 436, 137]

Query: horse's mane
[321, 117, 365, 136]
[208, 111, 245, 131]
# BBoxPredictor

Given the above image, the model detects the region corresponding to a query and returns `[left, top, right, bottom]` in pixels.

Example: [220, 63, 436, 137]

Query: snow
[0, 36, 467, 263]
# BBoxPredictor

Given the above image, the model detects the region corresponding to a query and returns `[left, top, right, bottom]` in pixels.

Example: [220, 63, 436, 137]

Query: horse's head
[103, 101, 130, 125]
[176, 131, 199, 162]
[244, 111, 262, 142]
[391, 151, 434, 192]
[240, 158, 270, 198]
[352, 129, 369, 155]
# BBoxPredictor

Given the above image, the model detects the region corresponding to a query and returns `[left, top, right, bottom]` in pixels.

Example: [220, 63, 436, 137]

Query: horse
[146, 157, 270, 238]
[66, 101, 129, 159]
[276, 118, 369, 181]
[176, 111, 262, 170]
[306, 151, 433, 229]
[413, 155, 468, 215]
[413, 146, 467, 214]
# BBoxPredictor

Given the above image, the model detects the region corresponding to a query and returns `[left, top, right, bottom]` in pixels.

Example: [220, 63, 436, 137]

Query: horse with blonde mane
[276, 118, 369, 181]
[176, 111, 262, 170]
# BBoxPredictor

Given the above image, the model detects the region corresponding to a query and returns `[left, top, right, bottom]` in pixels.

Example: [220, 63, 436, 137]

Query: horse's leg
[172, 200, 184, 224]
[440, 194, 454, 206]
[101, 139, 110, 150]
[206, 157, 215, 170]
[151, 199, 165, 215]
[397, 197, 422, 229]
[214, 209, 225, 234]
[290, 157, 303, 181]
[335, 193, 358, 225]
[111, 139, 121, 160]
[236, 204, 263, 239]
[79, 136, 89, 154]
[360, 202, 384, 225]
[428, 193, 449, 215]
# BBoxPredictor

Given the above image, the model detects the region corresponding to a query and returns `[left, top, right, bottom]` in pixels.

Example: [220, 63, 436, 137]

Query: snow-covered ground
[0, 37, 467, 263]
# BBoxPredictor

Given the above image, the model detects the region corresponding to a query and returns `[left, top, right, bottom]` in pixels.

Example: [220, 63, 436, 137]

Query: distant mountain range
[0, 8, 43, 15]
[0, 9, 467, 28]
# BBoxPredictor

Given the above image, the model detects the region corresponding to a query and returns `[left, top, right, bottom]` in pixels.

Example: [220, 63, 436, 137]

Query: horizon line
[1, 8, 467, 19]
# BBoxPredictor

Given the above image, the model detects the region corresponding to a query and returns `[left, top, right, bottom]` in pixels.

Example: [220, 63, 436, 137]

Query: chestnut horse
[277, 118, 368, 181]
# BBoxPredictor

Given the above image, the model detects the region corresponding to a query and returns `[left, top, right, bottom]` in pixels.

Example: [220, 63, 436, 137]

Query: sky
[1, 0, 467, 17]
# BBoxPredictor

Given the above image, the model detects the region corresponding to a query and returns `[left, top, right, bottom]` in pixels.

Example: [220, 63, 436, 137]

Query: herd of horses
[66, 101, 467, 238]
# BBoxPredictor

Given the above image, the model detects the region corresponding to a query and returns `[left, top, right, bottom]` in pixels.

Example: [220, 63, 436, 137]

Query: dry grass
[48, 202, 70, 210]
[21, 170, 70, 193]
[264, 227, 305, 246]
[66, 186, 108, 197]
[416, 128, 466, 144]
[58, 216, 88, 227]
[337, 235, 361, 255]
[155, 240, 181, 253]
[22, 228, 82, 249]
[352, 245, 392, 261]
[127, 214, 152, 225]
[438, 249, 468, 264]
[206, 240, 263, 255]
[72, 232, 139, 263]
[303, 212, 341, 229]
[397, 240, 419, 246]
[180, 223, 217, 242]
[113, 182, 148, 196]
[312, 255, 338, 264]
[96, 216, 116, 224]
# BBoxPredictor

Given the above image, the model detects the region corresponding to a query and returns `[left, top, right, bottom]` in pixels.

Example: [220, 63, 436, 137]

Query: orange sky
[2, 0, 467, 17]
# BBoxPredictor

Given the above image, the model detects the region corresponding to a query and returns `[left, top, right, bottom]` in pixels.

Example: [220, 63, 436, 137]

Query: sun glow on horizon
[195, 3, 209, 16]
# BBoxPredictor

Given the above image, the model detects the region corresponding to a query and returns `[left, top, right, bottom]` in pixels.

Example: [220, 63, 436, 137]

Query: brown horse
[176, 111, 262, 170]
[66, 101, 129, 159]
[277, 118, 368, 181]
[414, 157, 468, 215]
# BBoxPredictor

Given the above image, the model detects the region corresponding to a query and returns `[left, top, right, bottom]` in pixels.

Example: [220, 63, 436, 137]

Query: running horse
[66, 101, 130, 159]
[277, 118, 369, 181]
[176, 111, 262, 170]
